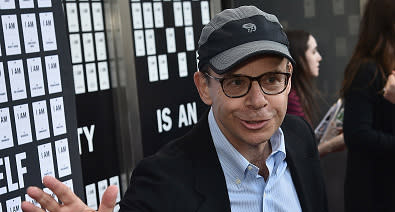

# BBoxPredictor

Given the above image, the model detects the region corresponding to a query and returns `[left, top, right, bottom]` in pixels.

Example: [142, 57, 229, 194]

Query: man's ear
[285, 62, 293, 94]
[288, 62, 293, 74]
[194, 72, 213, 105]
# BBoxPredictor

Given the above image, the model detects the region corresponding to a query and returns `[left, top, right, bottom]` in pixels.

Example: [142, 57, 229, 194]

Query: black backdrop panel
[0, 0, 84, 211]
[62, 0, 122, 210]
[76, 91, 120, 183]
[130, 0, 211, 156]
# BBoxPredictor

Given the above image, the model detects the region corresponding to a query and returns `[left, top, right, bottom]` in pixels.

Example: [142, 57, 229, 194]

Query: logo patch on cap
[242, 23, 256, 33]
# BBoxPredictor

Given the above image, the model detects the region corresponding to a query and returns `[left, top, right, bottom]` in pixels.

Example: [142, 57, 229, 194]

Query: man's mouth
[240, 119, 269, 130]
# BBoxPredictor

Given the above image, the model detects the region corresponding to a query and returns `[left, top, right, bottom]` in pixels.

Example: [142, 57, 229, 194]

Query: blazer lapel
[283, 122, 314, 212]
[184, 112, 231, 212]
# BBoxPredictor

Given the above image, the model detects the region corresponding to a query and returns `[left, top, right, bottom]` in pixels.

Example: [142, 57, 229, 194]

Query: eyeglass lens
[221, 73, 289, 97]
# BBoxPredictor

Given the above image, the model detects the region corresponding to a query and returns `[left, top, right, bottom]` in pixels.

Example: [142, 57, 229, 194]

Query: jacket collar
[182, 110, 231, 212]
[282, 116, 319, 212]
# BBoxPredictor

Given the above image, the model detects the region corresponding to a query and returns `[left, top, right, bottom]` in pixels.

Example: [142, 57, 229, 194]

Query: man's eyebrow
[268, 66, 289, 73]
[222, 72, 238, 77]
[227, 70, 289, 78]
[260, 70, 284, 73]
[224, 63, 291, 77]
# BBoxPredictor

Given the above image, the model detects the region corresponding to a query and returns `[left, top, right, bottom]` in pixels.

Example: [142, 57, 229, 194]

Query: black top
[119, 112, 327, 212]
[343, 62, 395, 212]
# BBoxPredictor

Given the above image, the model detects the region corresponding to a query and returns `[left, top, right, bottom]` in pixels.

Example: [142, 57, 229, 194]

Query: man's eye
[231, 79, 243, 85]
[267, 77, 277, 83]
[261, 74, 283, 84]
[263, 77, 279, 83]
[224, 77, 247, 87]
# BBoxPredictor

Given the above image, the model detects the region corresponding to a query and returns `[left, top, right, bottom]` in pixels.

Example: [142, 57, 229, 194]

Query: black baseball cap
[197, 6, 295, 74]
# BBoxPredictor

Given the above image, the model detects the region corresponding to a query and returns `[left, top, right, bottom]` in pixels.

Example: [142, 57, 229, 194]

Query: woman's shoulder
[288, 89, 302, 106]
[288, 89, 300, 101]
[287, 89, 306, 118]
[352, 61, 382, 87]
[355, 61, 379, 81]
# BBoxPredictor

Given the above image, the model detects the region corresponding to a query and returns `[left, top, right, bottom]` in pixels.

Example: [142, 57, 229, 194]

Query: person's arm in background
[383, 70, 395, 104]
[318, 68, 395, 157]
[318, 133, 346, 157]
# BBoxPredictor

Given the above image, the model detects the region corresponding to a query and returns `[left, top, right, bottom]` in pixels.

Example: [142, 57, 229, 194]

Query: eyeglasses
[203, 72, 291, 98]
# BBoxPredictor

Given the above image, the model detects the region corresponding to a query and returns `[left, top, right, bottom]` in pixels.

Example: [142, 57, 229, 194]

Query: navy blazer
[119, 113, 328, 212]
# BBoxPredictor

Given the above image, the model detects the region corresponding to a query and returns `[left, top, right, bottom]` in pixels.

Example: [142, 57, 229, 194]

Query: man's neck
[252, 141, 272, 179]
[237, 140, 272, 180]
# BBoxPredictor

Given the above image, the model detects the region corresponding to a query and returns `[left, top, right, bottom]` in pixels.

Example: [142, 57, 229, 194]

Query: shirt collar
[270, 126, 286, 161]
[267, 127, 286, 176]
[208, 108, 286, 181]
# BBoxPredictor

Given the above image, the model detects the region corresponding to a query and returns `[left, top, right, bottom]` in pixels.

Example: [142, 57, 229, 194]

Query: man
[22, 6, 327, 212]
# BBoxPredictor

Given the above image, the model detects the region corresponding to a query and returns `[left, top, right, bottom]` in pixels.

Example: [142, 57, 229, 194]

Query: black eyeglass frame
[203, 71, 292, 98]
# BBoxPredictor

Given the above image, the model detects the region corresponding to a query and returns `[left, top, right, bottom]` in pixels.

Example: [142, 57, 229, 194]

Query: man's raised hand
[21, 176, 118, 212]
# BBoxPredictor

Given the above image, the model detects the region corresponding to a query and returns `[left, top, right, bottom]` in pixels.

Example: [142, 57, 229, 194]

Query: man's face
[194, 56, 292, 153]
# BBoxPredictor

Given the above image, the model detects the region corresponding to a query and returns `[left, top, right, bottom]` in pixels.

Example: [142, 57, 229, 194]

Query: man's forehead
[215, 55, 289, 76]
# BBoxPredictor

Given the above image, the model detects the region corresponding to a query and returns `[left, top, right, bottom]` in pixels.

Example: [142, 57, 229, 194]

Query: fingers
[25, 186, 60, 212]
[98, 186, 118, 212]
[335, 133, 344, 142]
[42, 176, 82, 205]
[25, 176, 86, 212]
[21, 201, 45, 212]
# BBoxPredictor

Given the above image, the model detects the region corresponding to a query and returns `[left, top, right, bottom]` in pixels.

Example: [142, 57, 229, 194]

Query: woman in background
[340, 0, 395, 211]
[286, 30, 345, 157]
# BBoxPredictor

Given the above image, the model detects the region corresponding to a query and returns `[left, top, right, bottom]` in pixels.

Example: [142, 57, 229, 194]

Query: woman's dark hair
[286, 30, 320, 124]
[340, 0, 395, 97]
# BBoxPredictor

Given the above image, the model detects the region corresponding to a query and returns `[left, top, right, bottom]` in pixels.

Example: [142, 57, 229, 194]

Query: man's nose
[245, 81, 268, 108]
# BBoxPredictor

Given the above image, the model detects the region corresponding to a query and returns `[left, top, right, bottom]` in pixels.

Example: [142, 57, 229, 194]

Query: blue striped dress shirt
[208, 109, 302, 212]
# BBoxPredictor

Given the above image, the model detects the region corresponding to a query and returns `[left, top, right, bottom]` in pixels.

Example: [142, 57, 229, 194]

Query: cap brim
[209, 40, 295, 74]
